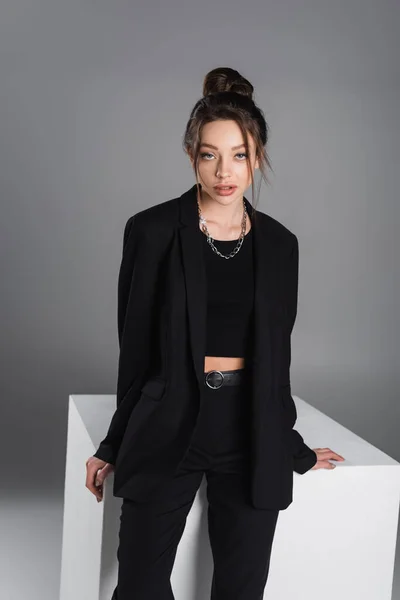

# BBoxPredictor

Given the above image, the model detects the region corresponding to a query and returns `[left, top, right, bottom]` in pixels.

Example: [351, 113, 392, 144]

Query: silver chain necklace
[197, 198, 248, 260]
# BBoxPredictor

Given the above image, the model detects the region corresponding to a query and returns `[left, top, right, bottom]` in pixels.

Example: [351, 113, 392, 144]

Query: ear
[254, 156, 260, 170]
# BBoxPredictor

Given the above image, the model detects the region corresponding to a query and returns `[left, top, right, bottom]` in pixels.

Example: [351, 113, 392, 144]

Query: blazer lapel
[178, 184, 280, 398]
[251, 201, 276, 395]
[178, 185, 207, 388]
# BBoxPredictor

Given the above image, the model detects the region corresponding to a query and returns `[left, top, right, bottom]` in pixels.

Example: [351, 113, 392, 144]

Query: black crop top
[202, 228, 254, 359]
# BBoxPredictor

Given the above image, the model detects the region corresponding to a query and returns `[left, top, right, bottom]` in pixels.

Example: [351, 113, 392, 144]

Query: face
[188, 119, 259, 206]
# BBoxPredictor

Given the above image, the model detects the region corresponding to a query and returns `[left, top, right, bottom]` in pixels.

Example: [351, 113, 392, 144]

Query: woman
[85, 67, 344, 599]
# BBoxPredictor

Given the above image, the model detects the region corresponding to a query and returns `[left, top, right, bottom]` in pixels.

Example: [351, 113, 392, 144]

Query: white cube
[59, 394, 400, 600]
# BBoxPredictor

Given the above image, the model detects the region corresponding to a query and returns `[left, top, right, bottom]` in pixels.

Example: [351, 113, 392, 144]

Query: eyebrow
[199, 143, 246, 151]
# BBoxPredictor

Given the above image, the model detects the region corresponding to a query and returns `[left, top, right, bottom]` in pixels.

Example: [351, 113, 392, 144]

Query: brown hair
[182, 67, 273, 218]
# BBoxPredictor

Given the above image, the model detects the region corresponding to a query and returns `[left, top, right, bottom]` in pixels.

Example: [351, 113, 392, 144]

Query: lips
[214, 185, 237, 190]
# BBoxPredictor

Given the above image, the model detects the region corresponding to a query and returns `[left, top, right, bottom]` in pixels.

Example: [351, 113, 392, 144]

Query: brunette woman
[85, 66, 344, 600]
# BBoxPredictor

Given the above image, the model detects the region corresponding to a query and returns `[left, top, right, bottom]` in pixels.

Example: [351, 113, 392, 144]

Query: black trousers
[111, 368, 280, 599]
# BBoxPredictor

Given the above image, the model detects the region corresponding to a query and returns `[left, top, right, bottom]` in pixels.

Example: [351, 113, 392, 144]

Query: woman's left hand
[311, 448, 345, 470]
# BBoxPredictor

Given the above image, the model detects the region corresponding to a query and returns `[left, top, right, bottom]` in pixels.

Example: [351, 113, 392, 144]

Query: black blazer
[93, 183, 317, 510]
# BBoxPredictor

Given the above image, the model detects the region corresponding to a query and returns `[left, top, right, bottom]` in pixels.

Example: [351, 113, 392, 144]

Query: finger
[95, 466, 109, 487]
[95, 483, 104, 502]
[326, 450, 345, 460]
[318, 448, 345, 460]
[314, 460, 336, 470]
[101, 463, 112, 477]
[325, 461, 336, 469]
[85, 468, 103, 500]
[332, 452, 345, 460]
[86, 479, 103, 500]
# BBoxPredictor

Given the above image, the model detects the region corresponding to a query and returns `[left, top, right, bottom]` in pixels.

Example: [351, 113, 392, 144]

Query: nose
[216, 163, 231, 178]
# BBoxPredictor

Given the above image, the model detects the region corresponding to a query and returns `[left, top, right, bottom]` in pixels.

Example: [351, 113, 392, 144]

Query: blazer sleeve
[92, 215, 138, 465]
[117, 215, 136, 348]
[285, 233, 318, 474]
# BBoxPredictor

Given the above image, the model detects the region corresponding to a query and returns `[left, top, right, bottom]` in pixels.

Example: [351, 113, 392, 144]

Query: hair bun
[203, 67, 254, 100]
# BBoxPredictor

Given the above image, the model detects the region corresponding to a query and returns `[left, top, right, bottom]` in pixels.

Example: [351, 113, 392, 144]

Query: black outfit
[94, 183, 317, 507]
[112, 367, 279, 600]
[98, 186, 317, 599]
[107, 221, 304, 599]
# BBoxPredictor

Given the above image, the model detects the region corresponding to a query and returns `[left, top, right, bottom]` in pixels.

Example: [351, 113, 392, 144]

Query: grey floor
[1, 492, 400, 600]
[1, 494, 63, 600]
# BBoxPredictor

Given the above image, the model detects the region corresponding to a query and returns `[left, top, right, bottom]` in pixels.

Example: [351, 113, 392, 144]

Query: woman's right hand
[86, 456, 115, 503]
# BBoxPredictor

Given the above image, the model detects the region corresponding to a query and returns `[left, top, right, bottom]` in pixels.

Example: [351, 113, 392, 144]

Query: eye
[199, 152, 248, 160]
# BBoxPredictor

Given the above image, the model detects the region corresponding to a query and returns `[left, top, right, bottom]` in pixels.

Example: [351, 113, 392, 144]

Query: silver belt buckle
[205, 370, 224, 389]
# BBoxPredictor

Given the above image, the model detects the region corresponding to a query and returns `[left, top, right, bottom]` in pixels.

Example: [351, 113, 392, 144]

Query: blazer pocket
[140, 376, 167, 401]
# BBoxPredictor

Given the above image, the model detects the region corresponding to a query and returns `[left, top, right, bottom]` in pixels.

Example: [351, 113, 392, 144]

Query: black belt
[203, 368, 249, 389]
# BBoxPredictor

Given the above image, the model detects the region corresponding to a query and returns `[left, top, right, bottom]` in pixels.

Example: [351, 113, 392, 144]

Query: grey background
[0, 1, 398, 599]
